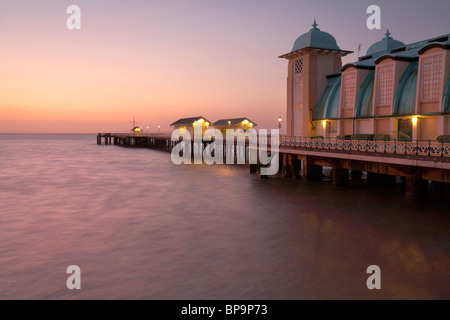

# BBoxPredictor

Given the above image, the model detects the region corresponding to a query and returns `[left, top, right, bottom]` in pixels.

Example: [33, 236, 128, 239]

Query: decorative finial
[311, 19, 320, 31]
[384, 29, 392, 39]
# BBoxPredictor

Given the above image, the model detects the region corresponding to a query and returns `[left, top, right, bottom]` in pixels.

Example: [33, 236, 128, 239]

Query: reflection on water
[0, 134, 448, 299]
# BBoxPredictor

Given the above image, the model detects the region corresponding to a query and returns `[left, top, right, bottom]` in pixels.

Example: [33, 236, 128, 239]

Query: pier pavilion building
[170, 116, 212, 137]
[131, 126, 143, 135]
[213, 118, 257, 135]
[280, 21, 450, 141]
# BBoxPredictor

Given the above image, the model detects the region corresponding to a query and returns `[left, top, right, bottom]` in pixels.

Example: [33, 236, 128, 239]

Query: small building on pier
[131, 126, 143, 135]
[170, 116, 212, 137]
[279, 20, 450, 141]
[213, 118, 257, 135]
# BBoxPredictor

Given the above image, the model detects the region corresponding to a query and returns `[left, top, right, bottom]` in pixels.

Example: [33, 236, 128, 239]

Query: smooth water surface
[0, 134, 448, 299]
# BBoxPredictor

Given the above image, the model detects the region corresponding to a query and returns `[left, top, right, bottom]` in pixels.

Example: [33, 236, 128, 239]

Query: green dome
[366, 30, 405, 56]
[292, 20, 340, 52]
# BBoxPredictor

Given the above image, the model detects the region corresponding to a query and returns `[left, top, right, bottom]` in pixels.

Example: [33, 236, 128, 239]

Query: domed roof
[291, 20, 340, 52]
[366, 30, 405, 56]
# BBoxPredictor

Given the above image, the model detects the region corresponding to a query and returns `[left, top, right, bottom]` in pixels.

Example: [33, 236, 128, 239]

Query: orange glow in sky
[0, 0, 448, 133]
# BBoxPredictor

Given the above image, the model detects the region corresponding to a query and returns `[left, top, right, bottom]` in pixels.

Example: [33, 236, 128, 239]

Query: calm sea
[0, 133, 448, 299]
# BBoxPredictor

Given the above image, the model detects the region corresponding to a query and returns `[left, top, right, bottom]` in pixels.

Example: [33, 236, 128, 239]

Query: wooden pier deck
[98, 133, 174, 150]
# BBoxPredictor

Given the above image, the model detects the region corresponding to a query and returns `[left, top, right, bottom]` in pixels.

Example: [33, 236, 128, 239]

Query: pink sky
[0, 0, 448, 133]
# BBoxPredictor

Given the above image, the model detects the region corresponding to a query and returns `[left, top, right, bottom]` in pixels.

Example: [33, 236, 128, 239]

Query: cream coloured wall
[315, 121, 326, 137]
[341, 119, 353, 135]
[292, 55, 306, 137]
[356, 119, 374, 134]
[286, 49, 344, 137]
[375, 118, 390, 135]
[446, 50, 450, 112]
[307, 52, 342, 136]
[419, 117, 439, 140]
[286, 59, 294, 136]
[445, 116, 450, 135]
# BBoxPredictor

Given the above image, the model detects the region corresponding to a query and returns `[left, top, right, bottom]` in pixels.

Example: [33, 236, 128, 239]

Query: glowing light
[228, 121, 231, 125]
[322, 120, 327, 128]
[278, 116, 282, 122]
[412, 116, 418, 125]
[249, 123, 253, 127]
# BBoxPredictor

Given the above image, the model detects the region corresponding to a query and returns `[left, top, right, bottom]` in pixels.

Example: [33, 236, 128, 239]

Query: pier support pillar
[405, 172, 428, 198]
[278, 153, 284, 176]
[303, 160, 323, 182]
[281, 153, 297, 179]
[332, 167, 349, 186]
[350, 170, 363, 183]
[97, 134, 101, 145]
[105, 134, 111, 145]
[250, 164, 258, 174]
[292, 157, 301, 179]
[281, 153, 288, 177]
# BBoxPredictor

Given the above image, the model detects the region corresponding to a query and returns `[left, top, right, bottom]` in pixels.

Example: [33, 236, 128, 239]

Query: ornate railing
[270, 136, 450, 158]
[117, 132, 450, 159]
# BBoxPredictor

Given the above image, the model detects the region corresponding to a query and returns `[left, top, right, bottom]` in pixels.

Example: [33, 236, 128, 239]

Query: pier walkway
[97, 133, 450, 196]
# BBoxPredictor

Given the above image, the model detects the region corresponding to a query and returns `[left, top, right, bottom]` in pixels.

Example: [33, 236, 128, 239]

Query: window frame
[342, 71, 357, 110]
[420, 53, 444, 103]
[376, 63, 394, 107]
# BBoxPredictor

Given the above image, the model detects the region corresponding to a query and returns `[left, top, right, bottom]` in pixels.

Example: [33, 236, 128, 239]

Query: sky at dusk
[0, 0, 449, 133]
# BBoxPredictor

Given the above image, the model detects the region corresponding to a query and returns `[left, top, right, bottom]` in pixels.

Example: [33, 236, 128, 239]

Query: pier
[97, 132, 254, 160]
[98, 133, 450, 197]
[274, 136, 450, 197]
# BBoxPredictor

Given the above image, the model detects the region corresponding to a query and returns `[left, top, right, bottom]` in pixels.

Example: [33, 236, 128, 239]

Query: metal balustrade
[115, 133, 450, 159]
[272, 136, 450, 158]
